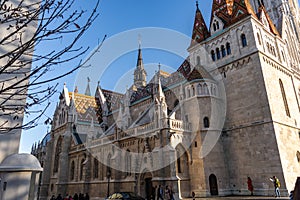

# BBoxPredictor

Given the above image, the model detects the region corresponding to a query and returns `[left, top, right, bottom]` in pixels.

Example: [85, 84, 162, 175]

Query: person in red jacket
[247, 177, 254, 195]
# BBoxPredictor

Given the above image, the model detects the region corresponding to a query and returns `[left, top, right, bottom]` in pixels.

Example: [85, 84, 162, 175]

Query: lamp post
[106, 168, 111, 198]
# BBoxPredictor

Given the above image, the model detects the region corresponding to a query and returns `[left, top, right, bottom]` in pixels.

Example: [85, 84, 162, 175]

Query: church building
[33, 0, 300, 199]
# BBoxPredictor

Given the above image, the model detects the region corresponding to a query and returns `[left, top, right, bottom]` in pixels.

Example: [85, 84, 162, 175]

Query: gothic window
[216, 21, 219, 29]
[70, 161, 75, 180]
[216, 48, 221, 60]
[279, 79, 291, 117]
[221, 45, 226, 57]
[241, 34, 247, 47]
[80, 158, 85, 180]
[125, 150, 131, 176]
[258, 0, 264, 6]
[197, 84, 202, 95]
[53, 137, 62, 173]
[213, 23, 216, 32]
[226, 43, 231, 55]
[211, 50, 216, 61]
[191, 85, 195, 96]
[173, 99, 179, 108]
[204, 117, 210, 128]
[93, 158, 99, 179]
[187, 88, 191, 98]
[257, 33, 262, 45]
[177, 149, 182, 173]
[281, 51, 286, 62]
[106, 154, 112, 179]
[176, 147, 189, 175]
[196, 56, 200, 65]
[204, 83, 209, 94]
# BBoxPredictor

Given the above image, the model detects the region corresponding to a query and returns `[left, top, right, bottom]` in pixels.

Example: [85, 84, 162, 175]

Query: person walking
[270, 176, 281, 197]
[164, 186, 171, 200]
[84, 193, 90, 200]
[247, 177, 254, 195]
[157, 185, 164, 200]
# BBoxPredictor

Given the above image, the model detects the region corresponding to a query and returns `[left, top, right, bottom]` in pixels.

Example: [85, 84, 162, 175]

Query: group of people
[152, 185, 174, 200]
[50, 193, 90, 200]
[247, 176, 281, 197]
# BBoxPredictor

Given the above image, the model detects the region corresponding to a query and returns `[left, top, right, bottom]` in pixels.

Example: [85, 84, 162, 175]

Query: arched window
[80, 158, 85, 180]
[211, 50, 216, 61]
[216, 21, 219, 29]
[241, 34, 247, 47]
[221, 45, 226, 57]
[281, 51, 286, 62]
[226, 43, 231, 55]
[177, 149, 182, 173]
[257, 32, 261, 45]
[125, 150, 131, 176]
[197, 84, 202, 95]
[191, 86, 195, 96]
[213, 23, 216, 32]
[279, 79, 291, 117]
[258, 0, 264, 6]
[70, 161, 75, 180]
[94, 158, 99, 179]
[176, 147, 189, 175]
[204, 83, 209, 94]
[216, 48, 221, 60]
[173, 99, 179, 108]
[196, 56, 200, 65]
[53, 137, 62, 173]
[106, 154, 112, 179]
[204, 117, 210, 128]
[187, 88, 191, 98]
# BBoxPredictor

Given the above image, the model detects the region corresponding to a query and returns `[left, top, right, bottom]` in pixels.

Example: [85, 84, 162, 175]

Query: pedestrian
[169, 186, 174, 200]
[247, 177, 254, 195]
[164, 186, 170, 200]
[64, 194, 69, 200]
[69, 195, 73, 200]
[50, 195, 56, 200]
[56, 194, 63, 200]
[84, 193, 90, 200]
[289, 190, 294, 200]
[270, 176, 280, 197]
[157, 185, 163, 200]
[79, 193, 84, 200]
[73, 193, 79, 200]
[152, 186, 156, 200]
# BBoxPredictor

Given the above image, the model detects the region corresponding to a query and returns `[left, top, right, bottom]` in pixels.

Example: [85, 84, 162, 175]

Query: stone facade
[34, 0, 300, 199]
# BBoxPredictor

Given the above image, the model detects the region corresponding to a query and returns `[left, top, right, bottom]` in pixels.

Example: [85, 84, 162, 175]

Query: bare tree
[0, 0, 104, 133]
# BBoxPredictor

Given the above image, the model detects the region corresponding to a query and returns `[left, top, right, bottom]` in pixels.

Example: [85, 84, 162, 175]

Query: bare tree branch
[0, 0, 103, 133]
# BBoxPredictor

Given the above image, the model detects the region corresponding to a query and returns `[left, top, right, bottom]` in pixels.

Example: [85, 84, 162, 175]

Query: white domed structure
[0, 153, 42, 171]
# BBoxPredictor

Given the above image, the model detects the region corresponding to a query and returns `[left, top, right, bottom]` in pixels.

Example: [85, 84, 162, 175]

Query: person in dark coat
[73, 193, 79, 200]
[247, 177, 254, 195]
[84, 193, 90, 200]
[56, 194, 63, 200]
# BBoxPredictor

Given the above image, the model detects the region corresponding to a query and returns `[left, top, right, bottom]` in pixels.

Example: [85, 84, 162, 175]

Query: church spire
[85, 77, 91, 96]
[191, 1, 210, 45]
[134, 38, 147, 88]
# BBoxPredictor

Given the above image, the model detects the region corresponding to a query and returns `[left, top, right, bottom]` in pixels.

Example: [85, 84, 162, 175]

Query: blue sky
[20, 0, 212, 153]
[20, 0, 299, 152]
